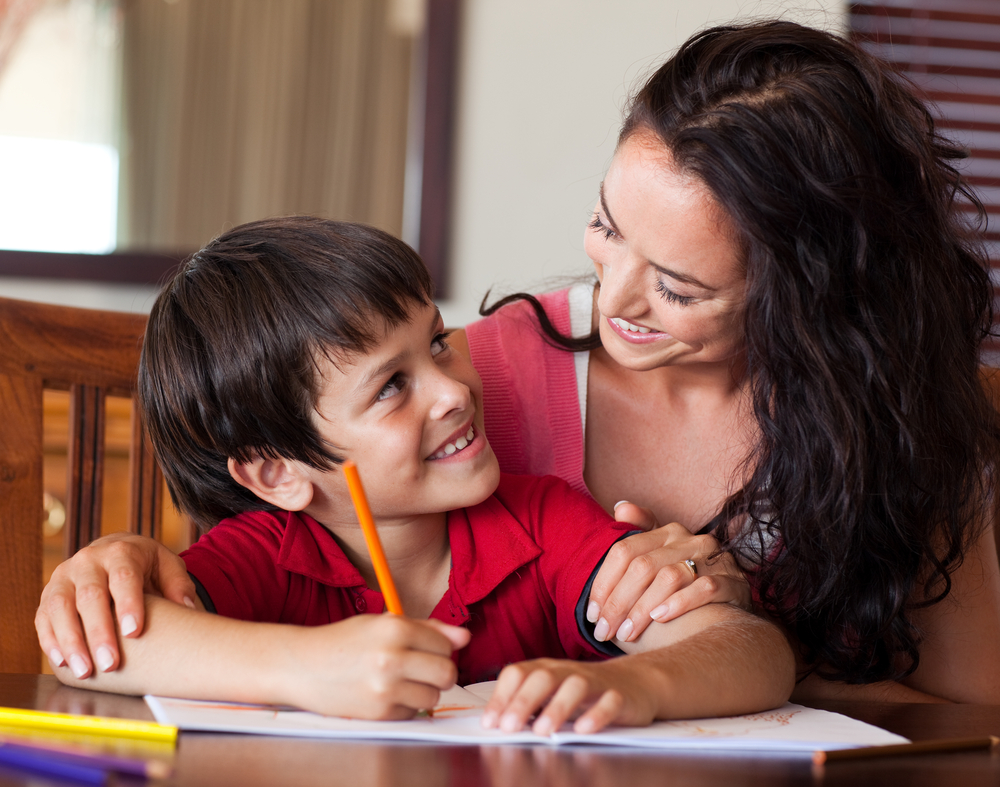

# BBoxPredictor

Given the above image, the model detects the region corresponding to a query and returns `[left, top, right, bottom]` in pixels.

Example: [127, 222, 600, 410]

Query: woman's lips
[606, 316, 671, 343]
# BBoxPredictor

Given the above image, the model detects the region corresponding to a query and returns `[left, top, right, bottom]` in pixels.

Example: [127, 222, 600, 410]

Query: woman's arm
[484, 603, 795, 734]
[789, 520, 1000, 705]
[51, 595, 471, 720]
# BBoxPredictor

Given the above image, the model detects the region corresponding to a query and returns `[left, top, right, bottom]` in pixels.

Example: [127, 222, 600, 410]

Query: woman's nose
[598, 254, 646, 318]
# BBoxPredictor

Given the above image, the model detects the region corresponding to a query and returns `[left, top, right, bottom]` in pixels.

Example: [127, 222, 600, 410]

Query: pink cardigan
[466, 289, 588, 496]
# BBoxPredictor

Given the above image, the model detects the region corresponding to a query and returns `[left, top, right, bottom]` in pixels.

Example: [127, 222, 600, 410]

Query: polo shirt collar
[446, 494, 541, 606]
[272, 497, 542, 604]
[276, 510, 367, 588]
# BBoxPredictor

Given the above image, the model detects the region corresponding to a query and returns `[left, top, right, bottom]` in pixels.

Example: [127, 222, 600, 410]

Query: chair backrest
[0, 296, 163, 673]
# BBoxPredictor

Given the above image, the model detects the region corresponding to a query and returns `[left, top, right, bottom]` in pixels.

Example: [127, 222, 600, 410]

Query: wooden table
[1, 674, 999, 786]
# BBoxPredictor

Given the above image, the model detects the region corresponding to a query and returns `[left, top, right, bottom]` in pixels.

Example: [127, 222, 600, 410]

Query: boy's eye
[431, 331, 451, 356]
[377, 374, 405, 401]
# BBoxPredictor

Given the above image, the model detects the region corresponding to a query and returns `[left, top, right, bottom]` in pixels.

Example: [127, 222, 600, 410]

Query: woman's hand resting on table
[35, 533, 194, 678]
[588, 502, 752, 643]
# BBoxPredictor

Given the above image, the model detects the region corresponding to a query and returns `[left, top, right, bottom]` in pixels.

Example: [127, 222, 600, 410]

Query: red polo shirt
[182, 473, 633, 685]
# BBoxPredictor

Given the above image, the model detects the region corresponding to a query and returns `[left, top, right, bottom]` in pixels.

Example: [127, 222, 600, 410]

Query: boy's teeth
[612, 317, 651, 334]
[433, 427, 476, 459]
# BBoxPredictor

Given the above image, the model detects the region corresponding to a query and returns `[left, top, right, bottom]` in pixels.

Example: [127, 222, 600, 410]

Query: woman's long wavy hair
[486, 20, 1000, 683]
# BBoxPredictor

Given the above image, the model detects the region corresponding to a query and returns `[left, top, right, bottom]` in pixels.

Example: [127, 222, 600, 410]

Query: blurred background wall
[0, 0, 844, 322]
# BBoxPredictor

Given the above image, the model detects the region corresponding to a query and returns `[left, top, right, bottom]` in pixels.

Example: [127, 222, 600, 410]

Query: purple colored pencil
[0, 742, 106, 784]
[0, 738, 171, 779]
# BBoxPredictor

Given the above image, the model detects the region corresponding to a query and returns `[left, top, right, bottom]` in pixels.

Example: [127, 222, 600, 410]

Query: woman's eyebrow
[598, 183, 623, 235]
[601, 183, 717, 292]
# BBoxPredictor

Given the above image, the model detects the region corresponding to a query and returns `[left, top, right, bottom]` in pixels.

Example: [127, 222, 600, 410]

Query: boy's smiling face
[304, 300, 500, 526]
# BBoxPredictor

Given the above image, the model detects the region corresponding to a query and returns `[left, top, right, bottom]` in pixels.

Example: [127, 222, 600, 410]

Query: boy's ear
[227, 456, 314, 512]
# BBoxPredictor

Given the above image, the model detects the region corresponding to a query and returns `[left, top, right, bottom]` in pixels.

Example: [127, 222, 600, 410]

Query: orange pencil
[343, 461, 404, 615]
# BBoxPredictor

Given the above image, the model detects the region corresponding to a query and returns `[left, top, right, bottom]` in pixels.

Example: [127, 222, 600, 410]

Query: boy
[49, 217, 792, 734]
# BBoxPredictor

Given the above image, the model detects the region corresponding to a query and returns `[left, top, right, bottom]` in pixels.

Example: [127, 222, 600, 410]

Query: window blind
[851, 1, 1000, 359]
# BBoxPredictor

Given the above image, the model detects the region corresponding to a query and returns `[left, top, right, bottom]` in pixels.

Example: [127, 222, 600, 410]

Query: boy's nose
[428, 370, 470, 420]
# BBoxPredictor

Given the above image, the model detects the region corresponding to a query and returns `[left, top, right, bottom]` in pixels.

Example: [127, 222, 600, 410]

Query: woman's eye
[377, 374, 405, 401]
[431, 331, 451, 357]
[654, 279, 695, 306]
[588, 213, 616, 240]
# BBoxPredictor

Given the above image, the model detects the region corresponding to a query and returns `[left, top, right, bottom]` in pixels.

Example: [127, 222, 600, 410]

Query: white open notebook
[145, 682, 908, 754]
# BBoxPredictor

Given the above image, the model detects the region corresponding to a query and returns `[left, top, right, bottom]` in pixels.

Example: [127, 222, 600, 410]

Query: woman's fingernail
[481, 710, 498, 729]
[613, 500, 629, 511]
[500, 713, 521, 733]
[650, 604, 670, 621]
[120, 614, 138, 637]
[69, 654, 89, 679]
[586, 600, 600, 623]
[48, 648, 65, 667]
[183, 596, 196, 609]
[594, 618, 610, 642]
[96, 645, 114, 672]
[615, 619, 634, 641]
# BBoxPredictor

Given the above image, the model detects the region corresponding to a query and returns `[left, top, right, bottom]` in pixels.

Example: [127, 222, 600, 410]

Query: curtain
[118, 0, 413, 251]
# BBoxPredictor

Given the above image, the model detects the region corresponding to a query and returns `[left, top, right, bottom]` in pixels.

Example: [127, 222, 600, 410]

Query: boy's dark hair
[138, 216, 435, 530]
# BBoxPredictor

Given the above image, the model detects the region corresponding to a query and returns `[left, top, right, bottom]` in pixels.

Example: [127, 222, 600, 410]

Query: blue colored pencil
[0, 741, 107, 784]
[0, 738, 170, 778]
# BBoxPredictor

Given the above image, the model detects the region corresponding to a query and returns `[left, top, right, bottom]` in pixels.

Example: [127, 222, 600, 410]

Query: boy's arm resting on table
[51, 595, 471, 721]
[484, 603, 795, 736]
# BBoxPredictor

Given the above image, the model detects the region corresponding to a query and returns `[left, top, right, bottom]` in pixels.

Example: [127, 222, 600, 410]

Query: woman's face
[586, 132, 747, 372]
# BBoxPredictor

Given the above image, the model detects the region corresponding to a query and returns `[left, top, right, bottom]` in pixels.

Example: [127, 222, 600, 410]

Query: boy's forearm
[52, 595, 300, 706]
[617, 604, 796, 719]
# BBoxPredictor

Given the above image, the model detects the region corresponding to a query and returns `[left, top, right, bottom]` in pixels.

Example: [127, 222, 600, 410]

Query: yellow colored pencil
[343, 460, 404, 615]
[0, 707, 177, 745]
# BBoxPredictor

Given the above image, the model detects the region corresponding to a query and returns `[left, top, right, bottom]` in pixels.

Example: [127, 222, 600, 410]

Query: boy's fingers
[400, 650, 460, 692]
[482, 664, 527, 728]
[422, 619, 472, 651]
[376, 681, 441, 719]
[495, 668, 559, 733]
[532, 674, 589, 736]
[573, 689, 625, 734]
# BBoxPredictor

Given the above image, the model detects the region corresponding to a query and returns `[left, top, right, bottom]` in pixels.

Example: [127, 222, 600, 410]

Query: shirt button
[355, 596, 367, 612]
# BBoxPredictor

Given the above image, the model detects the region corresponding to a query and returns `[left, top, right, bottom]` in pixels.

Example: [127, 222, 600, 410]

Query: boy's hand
[480, 658, 657, 735]
[293, 616, 471, 719]
[36, 533, 195, 678]
[587, 503, 751, 644]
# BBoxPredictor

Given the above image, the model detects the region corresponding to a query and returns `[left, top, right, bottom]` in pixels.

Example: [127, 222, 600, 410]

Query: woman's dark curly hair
[485, 20, 1000, 683]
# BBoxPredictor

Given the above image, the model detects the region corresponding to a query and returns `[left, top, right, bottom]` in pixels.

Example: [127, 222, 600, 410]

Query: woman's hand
[480, 657, 657, 735]
[35, 533, 194, 678]
[587, 502, 751, 643]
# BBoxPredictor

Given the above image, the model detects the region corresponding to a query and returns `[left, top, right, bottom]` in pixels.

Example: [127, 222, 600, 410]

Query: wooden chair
[0, 296, 164, 673]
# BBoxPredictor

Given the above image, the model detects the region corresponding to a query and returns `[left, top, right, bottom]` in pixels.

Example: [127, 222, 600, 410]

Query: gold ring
[683, 559, 698, 578]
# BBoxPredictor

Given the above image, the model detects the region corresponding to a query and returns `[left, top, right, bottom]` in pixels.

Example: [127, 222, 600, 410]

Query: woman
[38, 20, 1000, 702]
